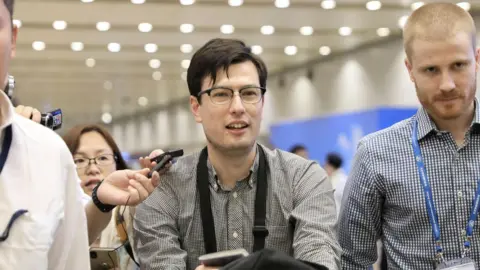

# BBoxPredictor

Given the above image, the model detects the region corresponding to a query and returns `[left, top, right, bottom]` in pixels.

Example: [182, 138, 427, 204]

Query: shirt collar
[207, 144, 260, 192]
[0, 90, 14, 131]
[415, 98, 480, 140]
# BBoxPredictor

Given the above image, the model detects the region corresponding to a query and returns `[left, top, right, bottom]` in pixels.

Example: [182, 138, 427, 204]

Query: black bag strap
[197, 147, 217, 253]
[196, 144, 269, 254]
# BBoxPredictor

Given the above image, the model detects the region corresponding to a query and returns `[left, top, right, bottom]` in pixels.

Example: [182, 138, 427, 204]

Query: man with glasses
[133, 38, 340, 270]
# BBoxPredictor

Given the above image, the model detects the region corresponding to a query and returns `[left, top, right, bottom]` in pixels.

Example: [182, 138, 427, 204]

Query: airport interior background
[10, 0, 480, 171]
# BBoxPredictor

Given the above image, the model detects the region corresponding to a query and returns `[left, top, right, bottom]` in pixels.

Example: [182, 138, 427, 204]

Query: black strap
[196, 144, 269, 254]
[0, 125, 12, 174]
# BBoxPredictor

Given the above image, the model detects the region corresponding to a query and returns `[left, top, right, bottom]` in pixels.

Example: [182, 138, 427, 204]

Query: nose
[229, 92, 246, 114]
[439, 71, 456, 92]
[85, 160, 101, 175]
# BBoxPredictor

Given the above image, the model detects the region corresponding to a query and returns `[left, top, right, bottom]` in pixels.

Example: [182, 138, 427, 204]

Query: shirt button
[462, 229, 466, 236]
[233, 192, 238, 198]
[233, 232, 238, 238]
[458, 191, 463, 198]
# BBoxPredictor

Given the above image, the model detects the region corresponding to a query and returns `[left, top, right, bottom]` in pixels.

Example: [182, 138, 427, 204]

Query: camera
[4, 74, 63, 130]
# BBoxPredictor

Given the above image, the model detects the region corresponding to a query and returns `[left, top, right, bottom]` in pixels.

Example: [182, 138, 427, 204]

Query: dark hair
[326, 152, 343, 169]
[62, 124, 129, 170]
[187, 38, 268, 102]
[289, 144, 306, 154]
[4, 0, 13, 18]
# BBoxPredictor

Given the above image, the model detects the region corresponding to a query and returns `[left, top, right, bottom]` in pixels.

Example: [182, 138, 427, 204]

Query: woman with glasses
[63, 124, 138, 270]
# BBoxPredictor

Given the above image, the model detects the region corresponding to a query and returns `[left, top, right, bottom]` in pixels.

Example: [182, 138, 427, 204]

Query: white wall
[112, 36, 480, 154]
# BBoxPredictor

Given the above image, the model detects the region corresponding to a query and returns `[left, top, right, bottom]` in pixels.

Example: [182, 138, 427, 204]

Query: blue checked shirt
[339, 101, 480, 269]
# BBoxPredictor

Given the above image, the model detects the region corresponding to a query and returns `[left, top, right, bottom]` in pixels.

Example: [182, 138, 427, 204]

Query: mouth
[84, 179, 101, 189]
[226, 122, 249, 130]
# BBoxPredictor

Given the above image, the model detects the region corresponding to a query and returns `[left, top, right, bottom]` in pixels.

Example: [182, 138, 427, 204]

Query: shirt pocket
[0, 211, 55, 268]
[265, 225, 293, 255]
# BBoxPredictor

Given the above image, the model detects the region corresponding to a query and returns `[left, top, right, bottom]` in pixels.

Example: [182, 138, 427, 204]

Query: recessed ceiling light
[398, 15, 409, 29]
[339, 26, 352, 36]
[53, 20, 67, 30]
[131, 0, 145, 3]
[102, 113, 112, 124]
[96, 22, 110, 31]
[108, 43, 121, 52]
[144, 43, 158, 53]
[180, 44, 193, 53]
[180, 24, 194, 33]
[13, 19, 21, 28]
[181, 71, 188, 81]
[376, 27, 390, 37]
[410, 1, 424, 10]
[71, 42, 84, 51]
[321, 0, 336, 9]
[299, 26, 314, 36]
[457, 2, 471, 11]
[220, 24, 234, 34]
[181, 59, 190, 69]
[86, 58, 96, 67]
[284, 45, 297, 56]
[32, 41, 46, 51]
[138, 96, 148, 106]
[228, 0, 243, 6]
[103, 80, 113, 90]
[319, 46, 331, 56]
[180, 0, 195, 5]
[138, 22, 152, 33]
[149, 59, 161, 69]
[275, 0, 289, 8]
[251, 45, 263, 55]
[366, 0, 381, 11]
[260, 25, 275, 35]
[81, 0, 94, 2]
[152, 71, 162, 81]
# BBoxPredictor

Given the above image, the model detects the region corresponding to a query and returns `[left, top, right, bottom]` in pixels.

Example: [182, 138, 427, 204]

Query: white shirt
[0, 91, 90, 269]
[330, 168, 348, 216]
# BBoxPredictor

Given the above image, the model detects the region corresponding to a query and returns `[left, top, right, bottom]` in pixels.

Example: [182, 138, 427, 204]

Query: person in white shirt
[323, 152, 347, 215]
[0, 1, 161, 268]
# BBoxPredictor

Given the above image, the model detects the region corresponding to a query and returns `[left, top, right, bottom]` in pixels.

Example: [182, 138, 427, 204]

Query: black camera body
[4, 75, 63, 130]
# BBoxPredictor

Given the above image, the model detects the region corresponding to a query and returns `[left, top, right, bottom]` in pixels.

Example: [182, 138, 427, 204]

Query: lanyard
[0, 125, 12, 174]
[196, 144, 269, 254]
[412, 119, 480, 262]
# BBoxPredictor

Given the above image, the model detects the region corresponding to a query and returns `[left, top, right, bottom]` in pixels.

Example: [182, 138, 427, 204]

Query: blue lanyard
[412, 119, 480, 260]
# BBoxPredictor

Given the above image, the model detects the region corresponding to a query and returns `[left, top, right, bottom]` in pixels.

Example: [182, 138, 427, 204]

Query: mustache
[434, 92, 463, 101]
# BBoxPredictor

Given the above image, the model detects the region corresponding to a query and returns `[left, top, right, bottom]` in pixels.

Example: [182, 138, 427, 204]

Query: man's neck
[207, 143, 257, 190]
[431, 102, 475, 146]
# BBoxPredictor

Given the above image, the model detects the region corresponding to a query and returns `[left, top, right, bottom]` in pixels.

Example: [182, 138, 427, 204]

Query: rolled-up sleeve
[291, 162, 341, 270]
[133, 178, 187, 270]
[339, 142, 383, 269]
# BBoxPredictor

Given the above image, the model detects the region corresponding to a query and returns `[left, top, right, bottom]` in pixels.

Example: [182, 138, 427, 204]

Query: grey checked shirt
[339, 102, 480, 269]
[134, 144, 340, 270]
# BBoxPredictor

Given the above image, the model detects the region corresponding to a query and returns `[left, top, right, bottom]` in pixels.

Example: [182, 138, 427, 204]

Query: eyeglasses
[74, 154, 116, 169]
[197, 86, 266, 105]
[0, 209, 28, 243]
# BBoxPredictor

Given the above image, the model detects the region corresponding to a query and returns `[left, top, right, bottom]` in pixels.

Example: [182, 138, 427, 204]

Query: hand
[15, 105, 41, 123]
[139, 149, 172, 172]
[97, 168, 160, 206]
[195, 265, 219, 270]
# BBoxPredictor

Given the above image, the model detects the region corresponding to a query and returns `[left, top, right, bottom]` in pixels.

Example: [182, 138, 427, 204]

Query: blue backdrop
[269, 107, 418, 173]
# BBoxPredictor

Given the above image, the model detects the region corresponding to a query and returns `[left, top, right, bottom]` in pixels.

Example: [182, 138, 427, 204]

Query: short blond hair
[403, 2, 476, 61]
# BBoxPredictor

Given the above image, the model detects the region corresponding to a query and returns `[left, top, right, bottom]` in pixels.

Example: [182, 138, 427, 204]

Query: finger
[14, 105, 24, 114]
[129, 179, 149, 201]
[151, 171, 160, 187]
[127, 185, 141, 204]
[149, 149, 164, 159]
[31, 109, 41, 123]
[134, 173, 155, 193]
[22, 106, 34, 119]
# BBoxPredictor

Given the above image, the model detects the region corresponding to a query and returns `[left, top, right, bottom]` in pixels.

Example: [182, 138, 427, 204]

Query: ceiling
[8, 0, 479, 131]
